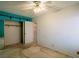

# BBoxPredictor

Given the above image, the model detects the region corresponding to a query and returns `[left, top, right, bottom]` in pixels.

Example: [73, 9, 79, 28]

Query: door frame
[22, 22, 25, 44]
[4, 20, 24, 47]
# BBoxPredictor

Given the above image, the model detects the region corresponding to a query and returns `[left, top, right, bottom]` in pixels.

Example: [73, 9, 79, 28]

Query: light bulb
[34, 7, 41, 13]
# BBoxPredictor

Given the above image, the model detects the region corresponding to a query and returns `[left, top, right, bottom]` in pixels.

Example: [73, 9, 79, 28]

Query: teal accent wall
[0, 11, 32, 22]
[0, 20, 4, 37]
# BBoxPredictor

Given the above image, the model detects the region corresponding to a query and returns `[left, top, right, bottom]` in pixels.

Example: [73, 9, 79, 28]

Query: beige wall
[33, 4, 79, 57]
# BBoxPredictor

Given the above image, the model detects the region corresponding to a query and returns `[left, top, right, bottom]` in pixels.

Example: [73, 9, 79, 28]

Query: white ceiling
[0, 1, 79, 17]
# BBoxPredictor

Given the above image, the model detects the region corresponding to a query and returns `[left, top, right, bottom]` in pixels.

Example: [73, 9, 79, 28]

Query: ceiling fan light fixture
[34, 7, 41, 13]
[33, 1, 46, 14]
[33, 1, 41, 7]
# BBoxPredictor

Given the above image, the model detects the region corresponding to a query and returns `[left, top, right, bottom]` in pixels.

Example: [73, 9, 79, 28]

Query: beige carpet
[0, 45, 71, 58]
[22, 46, 71, 58]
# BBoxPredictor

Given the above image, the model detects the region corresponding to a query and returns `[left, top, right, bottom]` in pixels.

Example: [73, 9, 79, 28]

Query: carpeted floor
[0, 45, 71, 58]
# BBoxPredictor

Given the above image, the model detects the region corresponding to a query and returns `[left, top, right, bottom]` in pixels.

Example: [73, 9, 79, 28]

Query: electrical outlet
[77, 51, 79, 55]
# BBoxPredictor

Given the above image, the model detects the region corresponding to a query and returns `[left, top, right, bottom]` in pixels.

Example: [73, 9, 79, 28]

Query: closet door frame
[22, 22, 25, 45]
[4, 20, 24, 47]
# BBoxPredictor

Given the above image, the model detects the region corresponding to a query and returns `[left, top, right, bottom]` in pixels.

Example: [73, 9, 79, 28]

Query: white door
[4, 20, 21, 46]
[25, 22, 34, 44]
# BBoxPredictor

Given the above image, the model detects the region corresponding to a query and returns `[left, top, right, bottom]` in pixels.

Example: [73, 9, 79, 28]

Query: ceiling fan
[21, 1, 61, 14]
[33, 1, 46, 13]
[22, 1, 47, 14]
